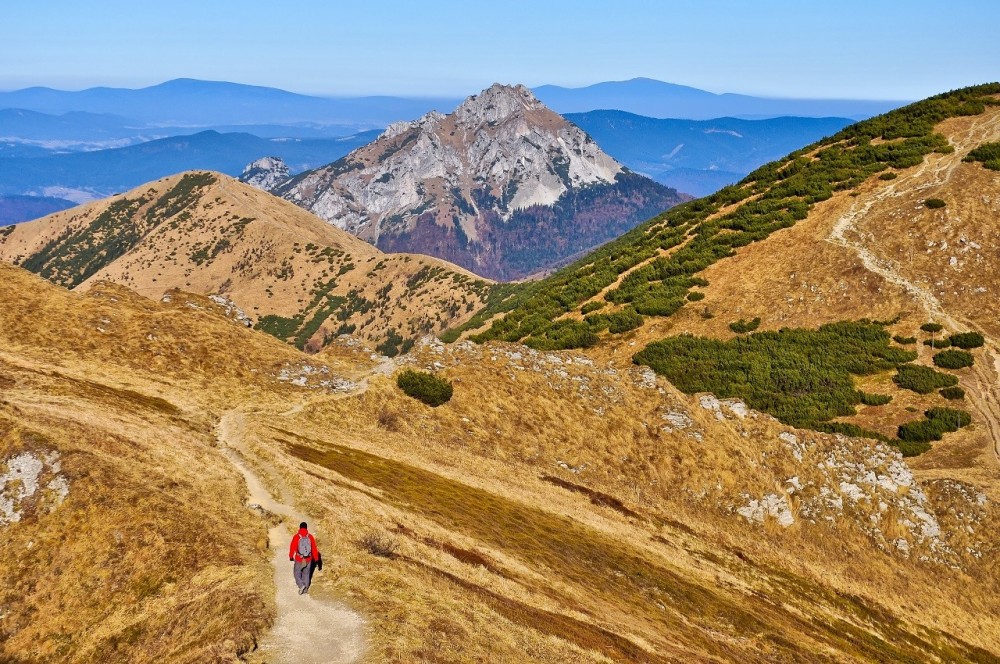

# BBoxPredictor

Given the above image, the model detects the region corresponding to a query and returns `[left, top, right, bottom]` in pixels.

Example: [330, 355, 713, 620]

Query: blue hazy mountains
[536, 78, 904, 120]
[0, 78, 900, 214]
[0, 78, 460, 132]
[0, 130, 379, 200]
[565, 111, 853, 196]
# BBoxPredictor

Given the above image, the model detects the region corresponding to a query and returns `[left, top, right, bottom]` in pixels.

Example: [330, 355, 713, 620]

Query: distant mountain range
[0, 78, 460, 132]
[536, 78, 906, 120]
[0, 77, 904, 219]
[0, 78, 903, 134]
[565, 111, 853, 196]
[0, 129, 380, 201]
[0, 194, 74, 226]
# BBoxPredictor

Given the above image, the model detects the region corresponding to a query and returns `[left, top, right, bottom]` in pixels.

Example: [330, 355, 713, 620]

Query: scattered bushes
[634, 321, 916, 429]
[892, 335, 917, 345]
[920, 322, 944, 333]
[580, 301, 605, 315]
[948, 331, 984, 349]
[858, 391, 892, 406]
[923, 338, 951, 348]
[897, 407, 971, 443]
[940, 386, 966, 400]
[396, 370, 453, 406]
[924, 198, 946, 209]
[729, 317, 761, 334]
[933, 349, 974, 369]
[879, 172, 898, 181]
[894, 364, 958, 394]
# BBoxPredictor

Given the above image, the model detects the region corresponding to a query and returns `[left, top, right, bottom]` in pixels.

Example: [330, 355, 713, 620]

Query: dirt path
[826, 121, 1000, 463]
[218, 411, 366, 664]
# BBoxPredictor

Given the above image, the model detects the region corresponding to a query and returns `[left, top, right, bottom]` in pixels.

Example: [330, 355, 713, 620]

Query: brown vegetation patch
[541, 473, 641, 519]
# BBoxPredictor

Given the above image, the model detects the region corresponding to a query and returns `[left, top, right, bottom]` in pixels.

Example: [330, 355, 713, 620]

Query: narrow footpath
[218, 411, 365, 664]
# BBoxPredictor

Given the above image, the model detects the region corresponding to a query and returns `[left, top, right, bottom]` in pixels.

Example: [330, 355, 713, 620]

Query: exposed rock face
[240, 156, 290, 190]
[274, 84, 686, 280]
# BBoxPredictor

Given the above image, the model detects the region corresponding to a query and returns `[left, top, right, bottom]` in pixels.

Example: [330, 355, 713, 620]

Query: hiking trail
[826, 115, 1000, 463]
[218, 410, 365, 664]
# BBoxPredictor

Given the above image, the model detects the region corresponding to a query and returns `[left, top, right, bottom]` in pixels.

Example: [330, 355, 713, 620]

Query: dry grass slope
[0, 172, 493, 353]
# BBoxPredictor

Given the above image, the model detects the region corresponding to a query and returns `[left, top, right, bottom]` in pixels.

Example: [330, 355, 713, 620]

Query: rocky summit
[273, 84, 686, 280]
[239, 156, 291, 190]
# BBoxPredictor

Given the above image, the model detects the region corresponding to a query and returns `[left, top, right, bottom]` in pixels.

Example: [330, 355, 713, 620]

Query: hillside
[565, 111, 852, 196]
[0, 172, 492, 353]
[2, 261, 999, 662]
[275, 83, 686, 280]
[455, 84, 1000, 458]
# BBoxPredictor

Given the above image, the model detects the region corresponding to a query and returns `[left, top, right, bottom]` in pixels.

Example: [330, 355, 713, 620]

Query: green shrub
[923, 338, 951, 348]
[729, 317, 761, 334]
[964, 141, 1000, 170]
[940, 386, 966, 400]
[892, 335, 917, 345]
[858, 391, 892, 406]
[924, 198, 946, 209]
[948, 331, 984, 349]
[634, 321, 916, 429]
[894, 364, 958, 394]
[580, 301, 605, 315]
[686, 291, 705, 302]
[878, 172, 898, 181]
[396, 370, 453, 407]
[933, 349, 974, 369]
[586, 307, 644, 334]
[897, 407, 971, 443]
[920, 322, 944, 333]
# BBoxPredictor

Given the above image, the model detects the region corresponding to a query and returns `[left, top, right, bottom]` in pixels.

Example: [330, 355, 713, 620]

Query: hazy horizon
[2, 1, 997, 100]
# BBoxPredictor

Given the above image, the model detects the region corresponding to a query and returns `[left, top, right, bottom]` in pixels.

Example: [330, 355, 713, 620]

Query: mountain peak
[454, 83, 542, 125]
[275, 82, 684, 280]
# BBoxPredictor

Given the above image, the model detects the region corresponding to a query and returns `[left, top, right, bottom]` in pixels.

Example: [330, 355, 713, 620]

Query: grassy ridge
[449, 84, 1000, 349]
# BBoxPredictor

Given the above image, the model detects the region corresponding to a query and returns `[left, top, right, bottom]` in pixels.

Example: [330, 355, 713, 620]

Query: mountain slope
[454, 84, 1000, 458]
[3, 260, 998, 662]
[0, 172, 492, 353]
[535, 77, 905, 120]
[275, 83, 686, 280]
[565, 111, 853, 196]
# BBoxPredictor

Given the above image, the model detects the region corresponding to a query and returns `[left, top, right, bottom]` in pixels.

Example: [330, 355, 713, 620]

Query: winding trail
[217, 411, 365, 664]
[825, 115, 1000, 463]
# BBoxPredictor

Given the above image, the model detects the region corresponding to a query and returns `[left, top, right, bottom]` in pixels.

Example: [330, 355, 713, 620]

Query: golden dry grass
[0, 172, 491, 351]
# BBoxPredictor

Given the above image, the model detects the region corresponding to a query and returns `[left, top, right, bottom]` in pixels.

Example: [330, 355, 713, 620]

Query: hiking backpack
[297, 533, 312, 558]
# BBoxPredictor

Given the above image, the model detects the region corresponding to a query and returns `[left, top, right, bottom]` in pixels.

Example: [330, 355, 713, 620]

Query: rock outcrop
[239, 156, 291, 190]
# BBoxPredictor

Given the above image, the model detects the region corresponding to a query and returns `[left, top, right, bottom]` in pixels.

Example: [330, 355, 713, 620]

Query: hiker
[289, 521, 320, 594]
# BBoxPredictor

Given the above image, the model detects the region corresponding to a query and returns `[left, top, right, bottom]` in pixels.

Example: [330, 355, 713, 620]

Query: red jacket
[289, 528, 319, 562]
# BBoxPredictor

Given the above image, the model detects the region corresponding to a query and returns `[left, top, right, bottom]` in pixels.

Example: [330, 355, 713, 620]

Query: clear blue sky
[2, 0, 997, 99]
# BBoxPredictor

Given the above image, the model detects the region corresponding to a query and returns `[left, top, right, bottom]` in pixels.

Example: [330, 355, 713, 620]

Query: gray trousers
[293, 560, 313, 590]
